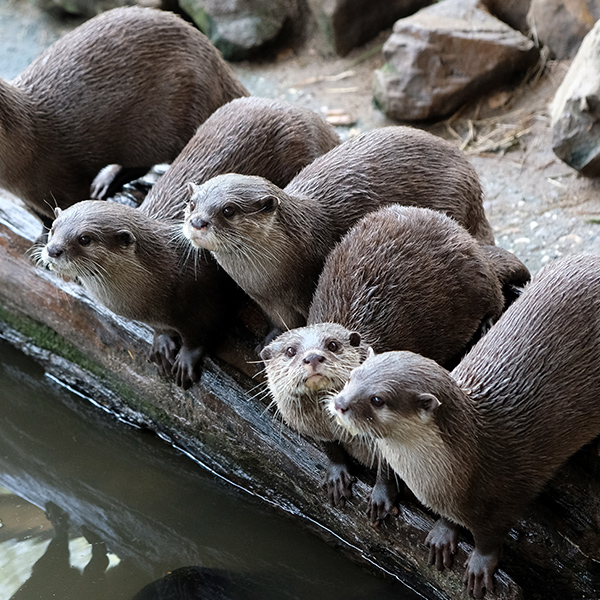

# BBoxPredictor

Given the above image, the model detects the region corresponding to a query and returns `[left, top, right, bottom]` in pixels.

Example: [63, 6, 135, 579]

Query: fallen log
[0, 192, 599, 599]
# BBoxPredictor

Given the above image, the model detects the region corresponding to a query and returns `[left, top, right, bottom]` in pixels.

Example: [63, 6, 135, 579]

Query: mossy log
[0, 193, 599, 600]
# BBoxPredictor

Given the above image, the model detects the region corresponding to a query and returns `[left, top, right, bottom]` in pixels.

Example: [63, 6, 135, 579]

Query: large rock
[527, 0, 600, 60]
[307, 0, 434, 56]
[550, 20, 600, 175]
[373, 0, 540, 122]
[178, 0, 305, 60]
[34, 0, 163, 17]
[480, 0, 531, 34]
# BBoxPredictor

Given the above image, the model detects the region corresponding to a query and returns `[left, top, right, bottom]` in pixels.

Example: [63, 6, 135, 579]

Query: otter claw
[426, 518, 458, 571]
[150, 334, 180, 375]
[172, 345, 204, 390]
[326, 463, 354, 506]
[367, 479, 398, 525]
[463, 548, 499, 599]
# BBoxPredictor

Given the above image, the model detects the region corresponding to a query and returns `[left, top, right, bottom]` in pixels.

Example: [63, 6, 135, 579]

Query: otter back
[1, 6, 248, 221]
[141, 97, 340, 221]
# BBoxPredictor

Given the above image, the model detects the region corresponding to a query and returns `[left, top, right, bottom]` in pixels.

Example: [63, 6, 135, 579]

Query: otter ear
[53, 207, 62, 218]
[417, 392, 441, 414]
[366, 346, 375, 360]
[117, 229, 136, 247]
[187, 182, 201, 198]
[348, 331, 361, 347]
[260, 195, 279, 212]
[260, 346, 273, 361]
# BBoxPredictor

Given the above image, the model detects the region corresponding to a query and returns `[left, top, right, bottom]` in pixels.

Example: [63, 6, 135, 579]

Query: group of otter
[4, 6, 599, 599]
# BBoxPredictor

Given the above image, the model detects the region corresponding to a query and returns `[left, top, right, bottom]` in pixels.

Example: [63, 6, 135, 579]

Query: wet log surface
[1, 193, 599, 600]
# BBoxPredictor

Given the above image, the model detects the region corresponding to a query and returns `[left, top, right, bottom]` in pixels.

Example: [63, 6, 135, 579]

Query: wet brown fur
[141, 97, 340, 221]
[0, 6, 248, 222]
[331, 254, 600, 597]
[183, 126, 494, 330]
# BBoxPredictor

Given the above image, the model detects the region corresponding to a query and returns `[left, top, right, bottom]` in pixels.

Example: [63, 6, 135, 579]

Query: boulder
[373, 0, 540, 122]
[480, 0, 531, 34]
[34, 0, 163, 17]
[527, 0, 600, 60]
[550, 20, 600, 175]
[178, 0, 305, 60]
[307, 0, 434, 57]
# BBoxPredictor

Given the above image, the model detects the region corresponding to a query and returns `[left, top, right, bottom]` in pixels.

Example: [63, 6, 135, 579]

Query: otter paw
[463, 549, 499, 599]
[426, 518, 458, 571]
[367, 479, 399, 526]
[150, 334, 180, 375]
[326, 463, 354, 507]
[172, 345, 204, 390]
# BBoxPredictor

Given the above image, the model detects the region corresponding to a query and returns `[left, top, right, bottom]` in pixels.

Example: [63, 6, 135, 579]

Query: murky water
[0, 339, 422, 600]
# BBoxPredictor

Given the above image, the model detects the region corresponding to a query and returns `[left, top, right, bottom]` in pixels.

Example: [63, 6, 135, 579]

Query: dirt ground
[3, 0, 600, 277]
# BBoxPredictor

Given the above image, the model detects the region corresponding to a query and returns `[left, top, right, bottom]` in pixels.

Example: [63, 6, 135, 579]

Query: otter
[139, 97, 340, 221]
[35, 100, 339, 387]
[329, 254, 600, 598]
[260, 206, 507, 521]
[0, 6, 248, 227]
[182, 126, 496, 335]
[37, 201, 242, 389]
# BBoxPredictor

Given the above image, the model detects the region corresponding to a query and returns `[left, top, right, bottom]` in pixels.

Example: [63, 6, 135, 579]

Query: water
[0, 339, 422, 600]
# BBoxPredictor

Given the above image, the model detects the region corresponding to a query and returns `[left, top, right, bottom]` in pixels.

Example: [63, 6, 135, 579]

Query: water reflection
[0, 338, 420, 600]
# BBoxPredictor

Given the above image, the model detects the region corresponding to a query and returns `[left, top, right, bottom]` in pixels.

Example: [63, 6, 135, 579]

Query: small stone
[480, 0, 531, 34]
[373, 0, 539, 121]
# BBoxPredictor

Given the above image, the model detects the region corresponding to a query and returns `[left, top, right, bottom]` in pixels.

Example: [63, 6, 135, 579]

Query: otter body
[1, 6, 248, 224]
[261, 206, 505, 518]
[183, 126, 493, 332]
[38, 201, 241, 389]
[141, 97, 340, 221]
[330, 254, 600, 598]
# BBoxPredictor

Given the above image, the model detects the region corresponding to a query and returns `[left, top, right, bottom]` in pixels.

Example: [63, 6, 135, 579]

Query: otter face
[40, 203, 136, 280]
[329, 351, 441, 440]
[182, 175, 280, 253]
[261, 323, 368, 402]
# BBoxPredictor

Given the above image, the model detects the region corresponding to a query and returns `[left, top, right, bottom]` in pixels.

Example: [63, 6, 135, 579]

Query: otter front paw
[367, 479, 398, 525]
[326, 463, 354, 507]
[150, 334, 180, 376]
[426, 518, 458, 571]
[172, 345, 204, 390]
[463, 548, 499, 599]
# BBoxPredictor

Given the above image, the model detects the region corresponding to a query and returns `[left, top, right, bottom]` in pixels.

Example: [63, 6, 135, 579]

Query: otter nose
[334, 395, 350, 414]
[189, 216, 209, 230]
[303, 353, 325, 368]
[46, 244, 63, 258]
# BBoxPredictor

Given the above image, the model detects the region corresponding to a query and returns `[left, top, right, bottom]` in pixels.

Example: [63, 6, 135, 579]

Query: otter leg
[426, 517, 459, 571]
[323, 441, 354, 506]
[463, 535, 504, 599]
[172, 344, 205, 390]
[150, 333, 181, 376]
[90, 165, 150, 199]
[368, 459, 399, 526]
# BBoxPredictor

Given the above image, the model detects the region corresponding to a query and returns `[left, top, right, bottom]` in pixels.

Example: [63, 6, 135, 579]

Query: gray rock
[34, 0, 162, 17]
[480, 0, 531, 34]
[527, 0, 600, 60]
[178, 0, 304, 60]
[307, 0, 433, 57]
[373, 0, 539, 122]
[550, 20, 600, 175]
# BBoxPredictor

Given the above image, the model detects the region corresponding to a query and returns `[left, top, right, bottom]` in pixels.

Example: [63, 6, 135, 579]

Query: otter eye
[370, 396, 384, 408]
[188, 200, 196, 212]
[285, 347, 296, 358]
[222, 205, 236, 219]
[78, 234, 91, 246]
[327, 341, 339, 352]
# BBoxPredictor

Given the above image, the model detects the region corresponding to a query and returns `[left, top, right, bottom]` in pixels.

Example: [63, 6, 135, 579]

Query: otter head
[37, 201, 146, 311]
[260, 323, 370, 436]
[182, 174, 282, 253]
[329, 351, 442, 440]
